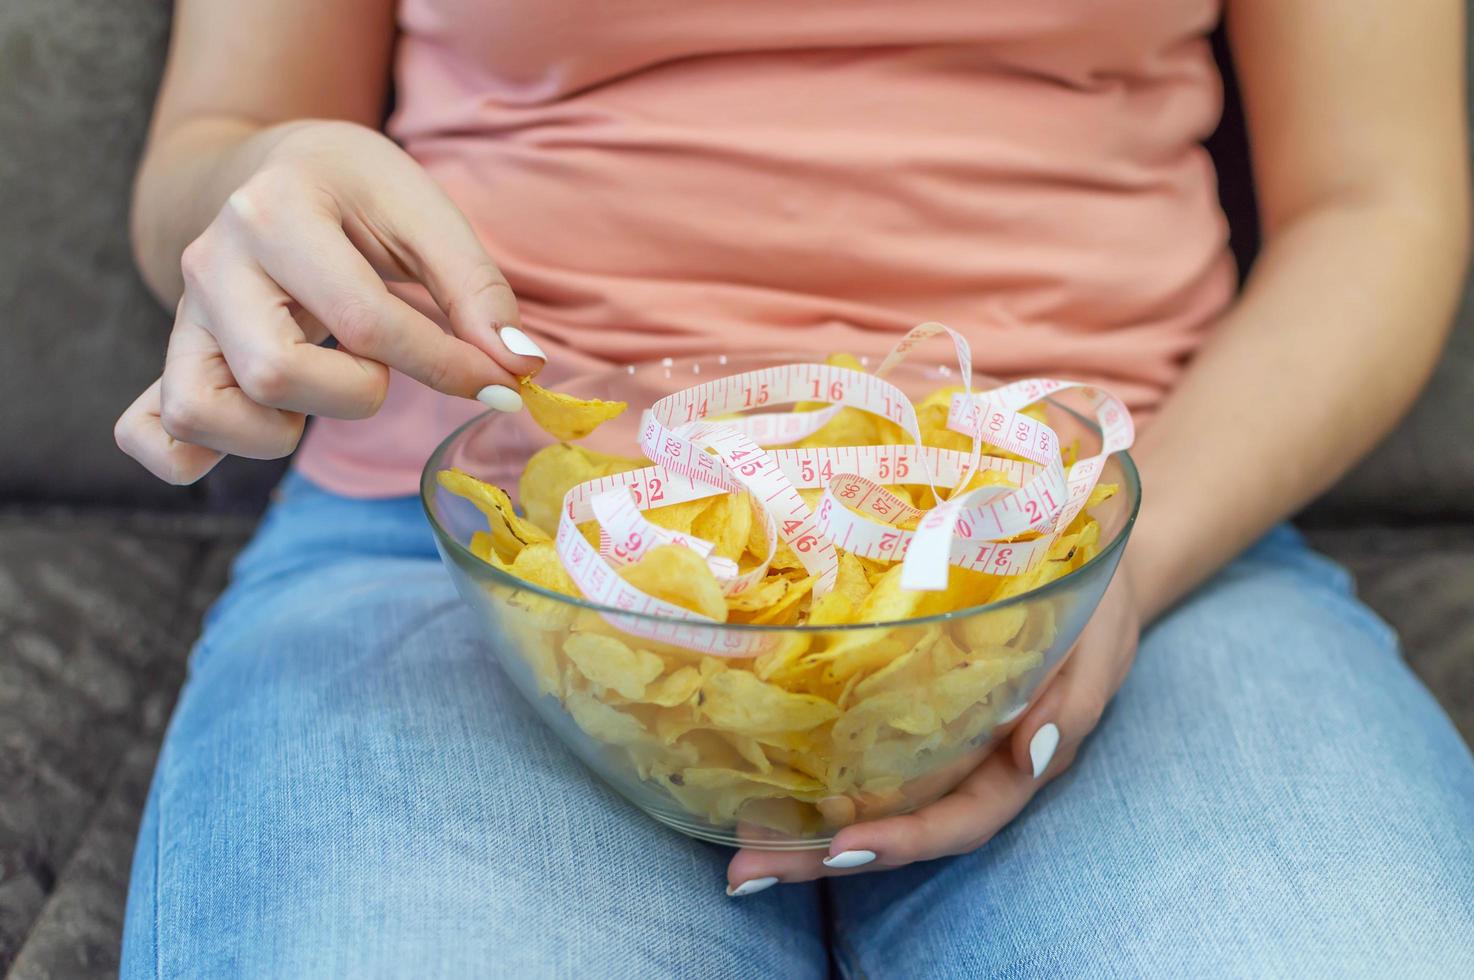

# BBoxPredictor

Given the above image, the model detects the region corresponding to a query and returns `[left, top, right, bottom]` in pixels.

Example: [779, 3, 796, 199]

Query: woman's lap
[122, 476, 1474, 978]
[829, 528, 1474, 978]
[121, 478, 825, 978]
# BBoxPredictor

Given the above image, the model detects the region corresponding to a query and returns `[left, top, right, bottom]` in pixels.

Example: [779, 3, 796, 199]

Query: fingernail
[476, 384, 523, 412]
[498, 326, 546, 361]
[1029, 722, 1060, 779]
[725, 876, 778, 897]
[822, 849, 876, 869]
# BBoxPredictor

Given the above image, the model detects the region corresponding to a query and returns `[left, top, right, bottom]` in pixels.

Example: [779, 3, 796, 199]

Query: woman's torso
[296, 0, 1234, 496]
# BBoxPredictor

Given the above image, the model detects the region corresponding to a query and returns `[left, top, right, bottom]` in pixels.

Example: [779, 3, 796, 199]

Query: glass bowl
[422, 352, 1140, 850]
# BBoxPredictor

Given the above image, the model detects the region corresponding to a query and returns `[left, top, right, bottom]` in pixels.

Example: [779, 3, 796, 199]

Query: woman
[116, 0, 1474, 975]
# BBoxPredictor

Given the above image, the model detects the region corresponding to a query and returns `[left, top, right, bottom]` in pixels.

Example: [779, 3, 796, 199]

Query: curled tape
[552, 322, 1135, 656]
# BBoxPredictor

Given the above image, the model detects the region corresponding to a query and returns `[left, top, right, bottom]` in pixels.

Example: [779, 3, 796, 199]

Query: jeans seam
[829, 929, 871, 980]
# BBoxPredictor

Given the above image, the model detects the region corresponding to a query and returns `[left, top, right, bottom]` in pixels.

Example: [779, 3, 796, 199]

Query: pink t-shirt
[295, 0, 1235, 497]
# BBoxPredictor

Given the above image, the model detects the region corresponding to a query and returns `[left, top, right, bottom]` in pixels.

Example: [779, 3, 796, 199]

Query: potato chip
[698, 667, 840, 735]
[657, 769, 813, 824]
[930, 650, 1042, 725]
[915, 565, 998, 618]
[718, 733, 774, 773]
[616, 544, 728, 621]
[1012, 602, 1057, 653]
[495, 598, 564, 697]
[510, 542, 580, 597]
[1085, 482, 1119, 509]
[955, 604, 1027, 649]
[819, 632, 910, 688]
[798, 407, 880, 450]
[469, 531, 504, 568]
[726, 575, 789, 613]
[637, 666, 703, 707]
[520, 635, 563, 697]
[519, 379, 627, 441]
[691, 493, 754, 561]
[751, 632, 811, 681]
[991, 553, 1076, 602]
[520, 443, 643, 534]
[747, 574, 816, 626]
[835, 553, 873, 608]
[861, 731, 945, 781]
[851, 625, 942, 701]
[439, 469, 550, 561]
[653, 703, 704, 745]
[853, 554, 893, 587]
[564, 684, 652, 748]
[926, 632, 971, 674]
[563, 632, 665, 700]
[806, 589, 854, 627]
[833, 690, 940, 751]
[816, 563, 922, 662]
[645, 497, 717, 535]
[954, 467, 1017, 496]
[683, 766, 822, 794]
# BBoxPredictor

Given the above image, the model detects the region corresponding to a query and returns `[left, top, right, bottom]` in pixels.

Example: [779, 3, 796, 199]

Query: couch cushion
[1305, 524, 1474, 743]
[0, 0, 176, 509]
[1303, 309, 1474, 524]
[0, 511, 250, 975]
[0, 0, 291, 513]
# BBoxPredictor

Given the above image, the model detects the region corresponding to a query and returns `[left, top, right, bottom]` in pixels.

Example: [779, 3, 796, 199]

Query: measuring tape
[549, 322, 1135, 656]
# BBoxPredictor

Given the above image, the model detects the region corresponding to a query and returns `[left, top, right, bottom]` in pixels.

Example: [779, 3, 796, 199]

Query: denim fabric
[122, 473, 1474, 978]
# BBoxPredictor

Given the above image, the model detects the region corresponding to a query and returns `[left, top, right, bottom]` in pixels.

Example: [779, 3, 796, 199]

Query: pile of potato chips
[440, 367, 1116, 836]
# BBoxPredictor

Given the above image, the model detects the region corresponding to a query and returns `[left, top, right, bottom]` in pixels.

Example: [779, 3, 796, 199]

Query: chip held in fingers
[437, 323, 1134, 841]
[519, 378, 627, 440]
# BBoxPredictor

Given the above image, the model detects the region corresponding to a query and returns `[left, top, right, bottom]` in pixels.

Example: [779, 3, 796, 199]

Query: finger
[158, 311, 306, 460]
[725, 750, 1041, 891]
[829, 751, 1040, 869]
[218, 194, 518, 399]
[725, 848, 829, 893]
[185, 246, 389, 418]
[346, 175, 546, 378]
[114, 377, 225, 485]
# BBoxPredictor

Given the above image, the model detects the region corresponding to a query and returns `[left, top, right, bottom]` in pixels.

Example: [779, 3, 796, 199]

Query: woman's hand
[725, 559, 1142, 895]
[116, 120, 545, 485]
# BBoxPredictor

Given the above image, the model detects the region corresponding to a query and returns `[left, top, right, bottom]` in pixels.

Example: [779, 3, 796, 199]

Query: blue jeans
[122, 472, 1474, 978]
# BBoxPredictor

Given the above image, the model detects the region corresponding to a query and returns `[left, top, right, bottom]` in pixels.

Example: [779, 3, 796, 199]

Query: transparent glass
[422, 353, 1140, 850]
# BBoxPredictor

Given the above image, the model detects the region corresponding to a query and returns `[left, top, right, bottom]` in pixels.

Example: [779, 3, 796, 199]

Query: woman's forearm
[1129, 195, 1468, 622]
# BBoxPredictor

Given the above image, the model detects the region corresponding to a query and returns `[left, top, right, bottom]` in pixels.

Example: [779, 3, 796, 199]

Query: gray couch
[2, 3, 1471, 976]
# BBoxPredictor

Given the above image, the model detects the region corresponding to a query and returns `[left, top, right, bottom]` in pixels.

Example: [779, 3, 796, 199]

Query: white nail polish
[1030, 722, 1060, 779]
[822, 849, 876, 869]
[476, 384, 523, 412]
[498, 326, 546, 361]
[726, 876, 778, 897]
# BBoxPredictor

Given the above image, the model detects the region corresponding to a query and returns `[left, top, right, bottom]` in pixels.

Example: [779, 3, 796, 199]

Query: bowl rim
[420, 353, 1141, 633]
